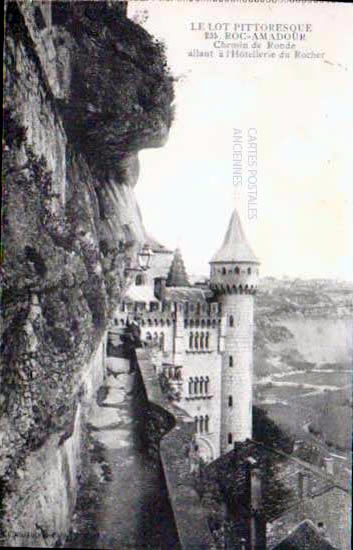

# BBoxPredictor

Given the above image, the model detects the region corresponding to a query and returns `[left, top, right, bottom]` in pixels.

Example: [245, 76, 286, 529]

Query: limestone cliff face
[1, 1, 174, 542]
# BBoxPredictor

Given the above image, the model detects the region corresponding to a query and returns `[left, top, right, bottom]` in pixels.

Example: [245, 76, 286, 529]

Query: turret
[210, 209, 259, 294]
[166, 248, 190, 287]
[210, 209, 260, 452]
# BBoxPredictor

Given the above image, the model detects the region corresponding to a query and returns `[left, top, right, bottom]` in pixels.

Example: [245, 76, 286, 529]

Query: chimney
[298, 471, 311, 499]
[154, 277, 166, 301]
[246, 459, 266, 550]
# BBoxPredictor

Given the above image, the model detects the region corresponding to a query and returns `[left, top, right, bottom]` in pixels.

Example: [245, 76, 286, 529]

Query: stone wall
[0, 340, 106, 547]
[136, 349, 216, 549]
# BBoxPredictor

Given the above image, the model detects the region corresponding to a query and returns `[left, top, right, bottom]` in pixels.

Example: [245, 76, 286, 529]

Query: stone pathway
[65, 360, 179, 549]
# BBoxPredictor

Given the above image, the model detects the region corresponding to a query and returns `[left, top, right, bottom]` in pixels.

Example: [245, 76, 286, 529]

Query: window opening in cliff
[34, 6, 46, 30]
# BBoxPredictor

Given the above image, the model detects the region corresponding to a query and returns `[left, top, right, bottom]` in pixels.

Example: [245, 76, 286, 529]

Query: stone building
[110, 209, 260, 461]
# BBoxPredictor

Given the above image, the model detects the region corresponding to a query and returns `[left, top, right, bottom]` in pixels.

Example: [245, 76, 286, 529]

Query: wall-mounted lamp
[124, 243, 153, 278]
[138, 243, 153, 271]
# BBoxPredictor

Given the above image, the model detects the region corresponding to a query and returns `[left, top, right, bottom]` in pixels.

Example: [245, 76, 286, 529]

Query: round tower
[210, 209, 260, 454]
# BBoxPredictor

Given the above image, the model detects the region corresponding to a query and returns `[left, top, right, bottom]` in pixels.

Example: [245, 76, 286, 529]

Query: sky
[128, 1, 353, 281]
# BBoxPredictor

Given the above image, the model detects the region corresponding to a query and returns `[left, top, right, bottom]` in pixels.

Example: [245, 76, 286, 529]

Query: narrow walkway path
[65, 360, 179, 549]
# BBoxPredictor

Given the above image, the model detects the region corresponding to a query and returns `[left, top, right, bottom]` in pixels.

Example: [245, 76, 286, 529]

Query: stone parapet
[136, 349, 215, 549]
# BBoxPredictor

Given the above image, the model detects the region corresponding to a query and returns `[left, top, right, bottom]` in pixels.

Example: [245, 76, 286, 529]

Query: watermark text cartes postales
[232, 128, 258, 220]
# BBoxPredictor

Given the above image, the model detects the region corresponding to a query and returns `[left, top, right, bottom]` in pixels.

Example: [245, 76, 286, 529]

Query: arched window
[189, 378, 193, 395]
[194, 416, 198, 433]
[199, 416, 204, 433]
[135, 274, 143, 286]
[229, 355, 233, 367]
[114, 318, 118, 325]
[195, 332, 199, 349]
[194, 377, 199, 394]
[235, 266, 240, 274]
[229, 315, 234, 327]
[247, 267, 251, 275]
[199, 376, 204, 394]
[205, 376, 209, 394]
[146, 332, 152, 343]
[228, 433, 233, 445]
[222, 267, 226, 275]
[159, 332, 165, 351]
[189, 332, 194, 349]
[205, 332, 209, 349]
[147, 319, 152, 327]
[200, 332, 204, 349]
[205, 415, 209, 433]
[228, 395, 233, 407]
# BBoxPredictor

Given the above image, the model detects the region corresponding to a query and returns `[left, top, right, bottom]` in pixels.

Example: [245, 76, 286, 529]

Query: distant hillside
[254, 278, 353, 378]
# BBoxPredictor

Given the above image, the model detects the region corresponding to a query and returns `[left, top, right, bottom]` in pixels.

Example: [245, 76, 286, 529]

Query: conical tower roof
[166, 248, 190, 287]
[210, 209, 259, 264]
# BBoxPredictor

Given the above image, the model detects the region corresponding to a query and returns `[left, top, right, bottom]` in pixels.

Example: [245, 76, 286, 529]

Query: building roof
[166, 248, 190, 287]
[123, 284, 210, 305]
[164, 287, 210, 303]
[205, 439, 338, 522]
[210, 209, 259, 264]
[123, 284, 158, 303]
[273, 520, 337, 550]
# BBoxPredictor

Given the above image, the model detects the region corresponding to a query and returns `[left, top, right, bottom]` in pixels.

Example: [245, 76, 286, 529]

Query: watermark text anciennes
[232, 127, 258, 220]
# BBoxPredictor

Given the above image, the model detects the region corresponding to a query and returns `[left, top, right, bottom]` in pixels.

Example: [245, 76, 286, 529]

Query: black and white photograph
[1, 0, 352, 548]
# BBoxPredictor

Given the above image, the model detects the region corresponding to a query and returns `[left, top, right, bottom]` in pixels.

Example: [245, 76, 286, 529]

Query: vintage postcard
[2, 0, 352, 548]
